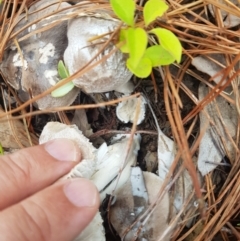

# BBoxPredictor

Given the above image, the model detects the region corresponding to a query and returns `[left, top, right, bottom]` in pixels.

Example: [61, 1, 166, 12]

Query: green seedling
[110, 0, 182, 78]
[51, 60, 75, 97]
[0, 143, 4, 155]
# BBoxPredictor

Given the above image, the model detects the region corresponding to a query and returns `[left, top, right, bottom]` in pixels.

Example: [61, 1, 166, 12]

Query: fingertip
[44, 139, 81, 162]
[63, 179, 100, 208]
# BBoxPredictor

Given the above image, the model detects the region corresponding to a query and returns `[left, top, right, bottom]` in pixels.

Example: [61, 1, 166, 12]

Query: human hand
[0, 139, 100, 241]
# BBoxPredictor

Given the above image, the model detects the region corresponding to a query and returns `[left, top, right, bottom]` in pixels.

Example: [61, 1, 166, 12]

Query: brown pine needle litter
[0, 0, 240, 240]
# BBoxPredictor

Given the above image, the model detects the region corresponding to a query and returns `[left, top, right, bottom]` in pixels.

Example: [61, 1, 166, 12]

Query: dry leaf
[208, 0, 240, 28]
[198, 83, 237, 175]
[110, 168, 170, 241]
[0, 107, 38, 150]
[191, 54, 226, 85]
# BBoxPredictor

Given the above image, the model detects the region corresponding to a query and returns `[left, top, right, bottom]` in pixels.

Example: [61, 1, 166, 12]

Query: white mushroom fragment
[92, 133, 141, 201]
[73, 212, 105, 241]
[110, 168, 170, 241]
[0, 0, 79, 109]
[63, 12, 133, 94]
[157, 130, 176, 181]
[116, 95, 146, 124]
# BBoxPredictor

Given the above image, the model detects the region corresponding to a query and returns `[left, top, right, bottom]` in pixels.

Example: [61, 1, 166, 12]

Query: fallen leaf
[198, 83, 237, 175]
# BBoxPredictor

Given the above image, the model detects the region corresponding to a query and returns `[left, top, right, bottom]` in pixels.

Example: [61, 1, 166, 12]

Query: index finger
[0, 138, 81, 210]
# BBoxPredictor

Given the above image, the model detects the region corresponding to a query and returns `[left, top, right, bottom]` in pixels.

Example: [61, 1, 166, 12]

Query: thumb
[0, 178, 100, 241]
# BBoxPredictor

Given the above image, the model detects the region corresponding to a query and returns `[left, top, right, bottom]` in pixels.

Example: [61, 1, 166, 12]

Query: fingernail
[44, 139, 81, 162]
[64, 179, 99, 207]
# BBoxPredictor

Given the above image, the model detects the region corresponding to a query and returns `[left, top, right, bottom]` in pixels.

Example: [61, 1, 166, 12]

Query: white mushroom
[0, 0, 79, 109]
[110, 168, 170, 241]
[63, 13, 133, 94]
[116, 95, 146, 125]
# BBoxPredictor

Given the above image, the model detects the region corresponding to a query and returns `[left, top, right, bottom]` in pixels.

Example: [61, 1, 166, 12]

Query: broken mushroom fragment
[116, 95, 146, 124]
[73, 212, 105, 241]
[92, 133, 141, 201]
[0, 0, 79, 109]
[110, 167, 171, 241]
[63, 13, 133, 94]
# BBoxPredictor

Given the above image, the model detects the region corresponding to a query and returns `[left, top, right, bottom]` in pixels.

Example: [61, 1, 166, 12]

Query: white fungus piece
[39, 43, 55, 64]
[116, 95, 146, 125]
[39, 122, 97, 179]
[73, 212, 105, 241]
[13, 53, 28, 70]
[44, 69, 58, 86]
[157, 132, 176, 181]
[110, 170, 171, 241]
[92, 133, 141, 201]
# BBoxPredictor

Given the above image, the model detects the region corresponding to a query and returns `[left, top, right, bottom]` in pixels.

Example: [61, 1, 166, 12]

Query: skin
[0, 138, 100, 241]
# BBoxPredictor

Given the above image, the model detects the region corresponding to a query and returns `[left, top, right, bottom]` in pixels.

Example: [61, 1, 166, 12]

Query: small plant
[0, 143, 4, 155]
[52, 0, 182, 97]
[51, 60, 75, 97]
[111, 0, 182, 78]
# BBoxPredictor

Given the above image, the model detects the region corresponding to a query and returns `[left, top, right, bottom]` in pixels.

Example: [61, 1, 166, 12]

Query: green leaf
[58, 60, 70, 79]
[143, 0, 168, 26]
[110, 0, 135, 26]
[143, 45, 175, 66]
[116, 28, 129, 53]
[0, 143, 4, 155]
[51, 80, 75, 97]
[127, 57, 152, 78]
[127, 27, 148, 68]
[150, 28, 182, 63]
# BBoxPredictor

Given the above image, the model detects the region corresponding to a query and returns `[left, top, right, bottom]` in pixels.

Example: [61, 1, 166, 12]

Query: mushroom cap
[0, 0, 79, 109]
[39, 121, 96, 160]
[110, 171, 170, 241]
[64, 15, 133, 94]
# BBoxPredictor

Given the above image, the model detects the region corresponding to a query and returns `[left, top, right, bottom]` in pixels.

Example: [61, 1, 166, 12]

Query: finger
[0, 139, 81, 210]
[0, 178, 100, 241]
